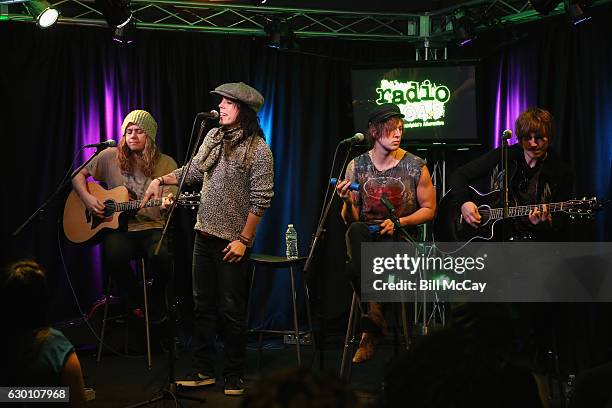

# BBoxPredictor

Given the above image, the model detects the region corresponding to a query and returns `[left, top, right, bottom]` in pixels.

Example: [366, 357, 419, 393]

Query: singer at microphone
[70, 109, 179, 329]
[336, 102, 436, 364]
[447, 107, 573, 242]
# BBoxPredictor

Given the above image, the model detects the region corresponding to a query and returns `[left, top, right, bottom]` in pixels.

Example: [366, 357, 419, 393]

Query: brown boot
[352, 332, 376, 363]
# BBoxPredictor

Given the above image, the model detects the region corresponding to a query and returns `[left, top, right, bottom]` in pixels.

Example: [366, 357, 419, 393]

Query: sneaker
[176, 371, 216, 387]
[224, 376, 245, 396]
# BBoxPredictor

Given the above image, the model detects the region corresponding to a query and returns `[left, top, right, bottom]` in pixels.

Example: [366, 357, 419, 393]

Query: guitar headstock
[563, 197, 601, 218]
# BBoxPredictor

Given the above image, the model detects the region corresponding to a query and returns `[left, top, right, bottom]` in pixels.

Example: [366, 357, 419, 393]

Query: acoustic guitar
[63, 182, 199, 244]
[433, 185, 600, 253]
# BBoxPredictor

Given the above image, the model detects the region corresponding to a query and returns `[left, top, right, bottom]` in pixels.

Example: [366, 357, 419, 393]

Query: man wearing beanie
[335, 103, 436, 363]
[143, 82, 274, 396]
[72, 109, 178, 319]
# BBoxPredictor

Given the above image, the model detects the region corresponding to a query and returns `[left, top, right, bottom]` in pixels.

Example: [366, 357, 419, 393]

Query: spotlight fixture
[452, 9, 476, 47]
[264, 18, 295, 50]
[95, 0, 134, 42]
[24, 0, 59, 28]
[529, 0, 562, 14]
[567, 0, 592, 25]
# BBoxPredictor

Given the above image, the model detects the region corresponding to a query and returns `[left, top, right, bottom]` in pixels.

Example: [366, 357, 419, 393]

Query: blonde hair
[117, 135, 160, 177]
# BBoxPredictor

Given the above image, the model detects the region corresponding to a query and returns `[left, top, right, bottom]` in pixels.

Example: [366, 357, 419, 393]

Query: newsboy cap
[211, 82, 264, 113]
[368, 103, 404, 124]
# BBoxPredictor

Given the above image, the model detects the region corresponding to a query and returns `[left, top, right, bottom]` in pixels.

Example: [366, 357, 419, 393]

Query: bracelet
[238, 234, 251, 245]
[157, 177, 164, 186]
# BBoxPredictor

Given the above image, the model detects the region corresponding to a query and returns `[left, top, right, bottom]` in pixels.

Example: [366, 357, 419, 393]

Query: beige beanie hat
[121, 110, 158, 142]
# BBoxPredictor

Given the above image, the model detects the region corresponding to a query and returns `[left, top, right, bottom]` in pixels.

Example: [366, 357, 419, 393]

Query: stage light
[264, 18, 295, 50]
[452, 10, 476, 47]
[567, 0, 593, 25]
[530, 0, 562, 14]
[95, 0, 134, 42]
[24, 0, 59, 28]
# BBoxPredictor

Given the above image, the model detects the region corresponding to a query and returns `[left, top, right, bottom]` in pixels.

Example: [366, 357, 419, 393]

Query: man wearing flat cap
[143, 82, 274, 396]
[72, 110, 178, 318]
[335, 102, 436, 363]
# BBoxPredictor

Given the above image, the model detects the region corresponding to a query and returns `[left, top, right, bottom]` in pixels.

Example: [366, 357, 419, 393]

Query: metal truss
[2, 0, 611, 41]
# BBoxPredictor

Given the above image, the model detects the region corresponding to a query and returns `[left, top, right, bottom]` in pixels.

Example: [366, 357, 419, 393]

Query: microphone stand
[303, 139, 357, 371]
[501, 131, 512, 240]
[380, 196, 415, 244]
[13, 145, 109, 237]
[129, 114, 213, 408]
[303, 142, 355, 274]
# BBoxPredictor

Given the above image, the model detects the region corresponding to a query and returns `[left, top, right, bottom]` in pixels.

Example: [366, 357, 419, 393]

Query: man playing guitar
[448, 107, 574, 242]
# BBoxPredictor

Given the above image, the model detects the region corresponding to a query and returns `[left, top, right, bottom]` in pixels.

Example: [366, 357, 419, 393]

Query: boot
[352, 332, 376, 363]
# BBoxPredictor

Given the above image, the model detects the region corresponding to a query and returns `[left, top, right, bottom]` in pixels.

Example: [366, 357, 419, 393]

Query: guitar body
[434, 186, 601, 253]
[63, 182, 129, 244]
[433, 186, 509, 253]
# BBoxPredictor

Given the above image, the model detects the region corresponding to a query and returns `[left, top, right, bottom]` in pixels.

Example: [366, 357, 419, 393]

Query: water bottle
[285, 224, 298, 259]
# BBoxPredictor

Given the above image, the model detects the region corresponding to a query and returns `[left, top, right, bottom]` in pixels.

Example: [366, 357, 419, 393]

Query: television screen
[351, 62, 480, 144]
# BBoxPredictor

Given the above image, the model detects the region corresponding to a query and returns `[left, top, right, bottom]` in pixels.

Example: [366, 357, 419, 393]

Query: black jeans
[102, 229, 170, 310]
[345, 222, 397, 294]
[191, 233, 250, 378]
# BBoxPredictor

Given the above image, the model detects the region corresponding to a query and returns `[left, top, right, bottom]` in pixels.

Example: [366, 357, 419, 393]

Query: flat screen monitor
[351, 61, 481, 145]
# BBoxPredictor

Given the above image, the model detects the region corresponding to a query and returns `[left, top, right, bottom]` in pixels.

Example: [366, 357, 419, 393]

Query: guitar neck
[116, 198, 163, 212]
[490, 202, 566, 220]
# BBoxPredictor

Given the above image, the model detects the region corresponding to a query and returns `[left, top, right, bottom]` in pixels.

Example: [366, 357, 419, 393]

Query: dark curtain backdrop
[1, 5, 611, 367]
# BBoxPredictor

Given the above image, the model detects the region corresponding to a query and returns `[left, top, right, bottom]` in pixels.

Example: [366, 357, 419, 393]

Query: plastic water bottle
[285, 224, 298, 259]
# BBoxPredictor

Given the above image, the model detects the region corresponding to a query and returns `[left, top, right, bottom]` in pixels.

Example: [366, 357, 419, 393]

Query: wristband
[238, 234, 251, 245]
[157, 177, 164, 186]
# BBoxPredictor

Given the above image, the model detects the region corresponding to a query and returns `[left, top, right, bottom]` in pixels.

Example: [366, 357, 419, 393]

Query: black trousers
[345, 222, 397, 295]
[102, 229, 170, 310]
[191, 233, 250, 378]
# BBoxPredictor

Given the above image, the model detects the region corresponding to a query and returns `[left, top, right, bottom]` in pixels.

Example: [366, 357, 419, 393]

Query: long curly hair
[117, 135, 160, 177]
[231, 99, 265, 141]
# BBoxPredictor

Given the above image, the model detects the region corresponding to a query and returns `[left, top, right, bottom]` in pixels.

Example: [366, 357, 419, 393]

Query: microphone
[198, 110, 219, 119]
[330, 178, 360, 191]
[339, 133, 364, 145]
[502, 129, 512, 140]
[84, 140, 117, 149]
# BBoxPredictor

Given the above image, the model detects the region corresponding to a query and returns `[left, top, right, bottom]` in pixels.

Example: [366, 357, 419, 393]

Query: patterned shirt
[173, 127, 274, 244]
[346, 150, 425, 224]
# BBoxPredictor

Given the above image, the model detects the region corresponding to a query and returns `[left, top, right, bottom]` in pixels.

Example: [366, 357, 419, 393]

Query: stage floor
[77, 334, 385, 407]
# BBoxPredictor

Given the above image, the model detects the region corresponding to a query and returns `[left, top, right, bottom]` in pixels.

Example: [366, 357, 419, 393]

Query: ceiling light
[24, 0, 59, 28]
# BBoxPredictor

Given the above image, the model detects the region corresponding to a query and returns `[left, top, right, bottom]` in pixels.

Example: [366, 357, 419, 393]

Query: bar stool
[246, 254, 316, 367]
[95, 258, 153, 369]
